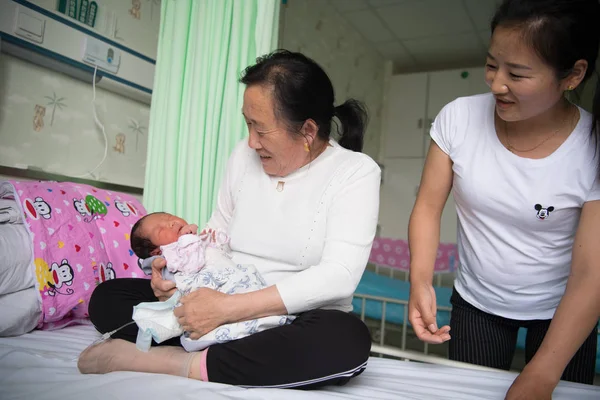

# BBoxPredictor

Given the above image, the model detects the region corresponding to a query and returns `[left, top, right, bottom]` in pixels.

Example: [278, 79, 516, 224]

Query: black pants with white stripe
[89, 278, 371, 389]
[449, 287, 597, 384]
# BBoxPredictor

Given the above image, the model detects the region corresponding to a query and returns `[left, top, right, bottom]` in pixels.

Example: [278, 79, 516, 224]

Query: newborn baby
[130, 212, 294, 352]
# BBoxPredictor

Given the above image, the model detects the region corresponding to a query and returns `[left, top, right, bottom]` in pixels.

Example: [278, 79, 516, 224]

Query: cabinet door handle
[418, 118, 423, 129]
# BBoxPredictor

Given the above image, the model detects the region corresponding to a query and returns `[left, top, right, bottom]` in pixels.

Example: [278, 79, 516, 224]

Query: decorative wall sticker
[129, 0, 142, 20]
[128, 118, 146, 151]
[44, 92, 67, 126]
[113, 133, 126, 154]
[33, 104, 46, 132]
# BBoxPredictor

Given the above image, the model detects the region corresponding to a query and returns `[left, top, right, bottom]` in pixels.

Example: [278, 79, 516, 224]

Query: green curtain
[143, 0, 280, 225]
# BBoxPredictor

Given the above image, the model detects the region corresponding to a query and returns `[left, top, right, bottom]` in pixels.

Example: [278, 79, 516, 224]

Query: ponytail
[593, 73, 600, 174]
[240, 50, 370, 151]
[335, 99, 369, 152]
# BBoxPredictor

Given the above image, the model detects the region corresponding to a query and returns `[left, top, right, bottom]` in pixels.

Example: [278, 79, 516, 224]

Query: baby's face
[142, 213, 198, 252]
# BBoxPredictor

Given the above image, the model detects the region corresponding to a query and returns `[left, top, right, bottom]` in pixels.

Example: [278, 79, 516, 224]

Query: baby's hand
[199, 227, 230, 247]
[198, 228, 214, 242]
[180, 224, 198, 236]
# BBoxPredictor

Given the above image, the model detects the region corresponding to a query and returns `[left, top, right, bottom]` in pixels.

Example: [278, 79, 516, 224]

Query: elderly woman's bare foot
[77, 338, 201, 378]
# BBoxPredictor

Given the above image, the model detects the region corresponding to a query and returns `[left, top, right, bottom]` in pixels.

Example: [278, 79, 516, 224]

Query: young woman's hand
[150, 257, 176, 301]
[504, 364, 556, 400]
[408, 282, 451, 344]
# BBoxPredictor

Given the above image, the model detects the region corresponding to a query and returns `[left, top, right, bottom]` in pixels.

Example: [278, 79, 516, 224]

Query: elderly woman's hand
[174, 288, 231, 339]
[150, 257, 176, 301]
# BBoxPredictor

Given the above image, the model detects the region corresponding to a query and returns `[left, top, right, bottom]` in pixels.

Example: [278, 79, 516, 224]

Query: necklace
[503, 107, 573, 153]
[274, 141, 330, 192]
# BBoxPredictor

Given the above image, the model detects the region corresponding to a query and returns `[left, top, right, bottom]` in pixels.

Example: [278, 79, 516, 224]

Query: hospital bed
[0, 180, 598, 399]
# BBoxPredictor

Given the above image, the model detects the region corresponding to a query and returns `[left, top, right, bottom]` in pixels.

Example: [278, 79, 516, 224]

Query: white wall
[0, 1, 161, 189]
[279, 0, 385, 160]
[0, 54, 149, 188]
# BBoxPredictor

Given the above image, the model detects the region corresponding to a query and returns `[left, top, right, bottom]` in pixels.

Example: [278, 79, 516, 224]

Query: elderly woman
[78, 50, 381, 389]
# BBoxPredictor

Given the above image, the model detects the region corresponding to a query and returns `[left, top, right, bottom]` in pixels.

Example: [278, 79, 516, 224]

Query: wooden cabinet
[379, 66, 488, 242]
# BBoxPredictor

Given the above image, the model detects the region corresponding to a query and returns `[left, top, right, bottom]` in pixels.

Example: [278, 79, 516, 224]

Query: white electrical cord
[73, 66, 109, 178]
[89, 321, 136, 347]
[1, 321, 137, 363]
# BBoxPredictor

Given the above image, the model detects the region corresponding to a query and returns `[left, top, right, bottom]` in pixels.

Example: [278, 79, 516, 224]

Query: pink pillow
[6, 180, 149, 330]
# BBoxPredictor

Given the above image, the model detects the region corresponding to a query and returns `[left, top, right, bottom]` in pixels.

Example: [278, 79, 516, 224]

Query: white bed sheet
[0, 325, 598, 400]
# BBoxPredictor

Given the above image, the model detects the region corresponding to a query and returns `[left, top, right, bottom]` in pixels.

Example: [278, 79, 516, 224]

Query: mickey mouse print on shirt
[534, 204, 555, 220]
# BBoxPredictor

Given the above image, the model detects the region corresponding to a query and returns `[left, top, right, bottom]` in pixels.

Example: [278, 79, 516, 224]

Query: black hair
[491, 0, 600, 166]
[240, 49, 368, 152]
[130, 212, 161, 259]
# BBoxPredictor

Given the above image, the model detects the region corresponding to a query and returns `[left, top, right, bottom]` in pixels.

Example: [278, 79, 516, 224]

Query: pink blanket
[1, 180, 148, 330]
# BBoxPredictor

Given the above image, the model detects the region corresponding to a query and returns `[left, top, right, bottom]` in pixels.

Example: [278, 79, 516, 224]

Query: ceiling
[328, 0, 503, 73]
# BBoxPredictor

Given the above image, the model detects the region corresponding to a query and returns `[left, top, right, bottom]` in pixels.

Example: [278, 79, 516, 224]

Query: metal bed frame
[353, 262, 498, 372]
[354, 292, 497, 372]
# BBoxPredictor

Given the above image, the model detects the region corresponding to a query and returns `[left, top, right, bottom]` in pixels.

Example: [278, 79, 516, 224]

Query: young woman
[408, 0, 600, 398]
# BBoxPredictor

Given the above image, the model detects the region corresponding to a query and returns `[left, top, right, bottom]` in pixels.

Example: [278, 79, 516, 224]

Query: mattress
[1, 325, 598, 399]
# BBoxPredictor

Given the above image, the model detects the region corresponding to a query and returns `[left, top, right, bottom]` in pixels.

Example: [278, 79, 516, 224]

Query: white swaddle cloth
[133, 291, 182, 350]
[132, 230, 294, 352]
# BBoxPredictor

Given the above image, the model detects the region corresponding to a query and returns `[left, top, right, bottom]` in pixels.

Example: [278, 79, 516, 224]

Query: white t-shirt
[431, 93, 600, 320]
[207, 139, 381, 314]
